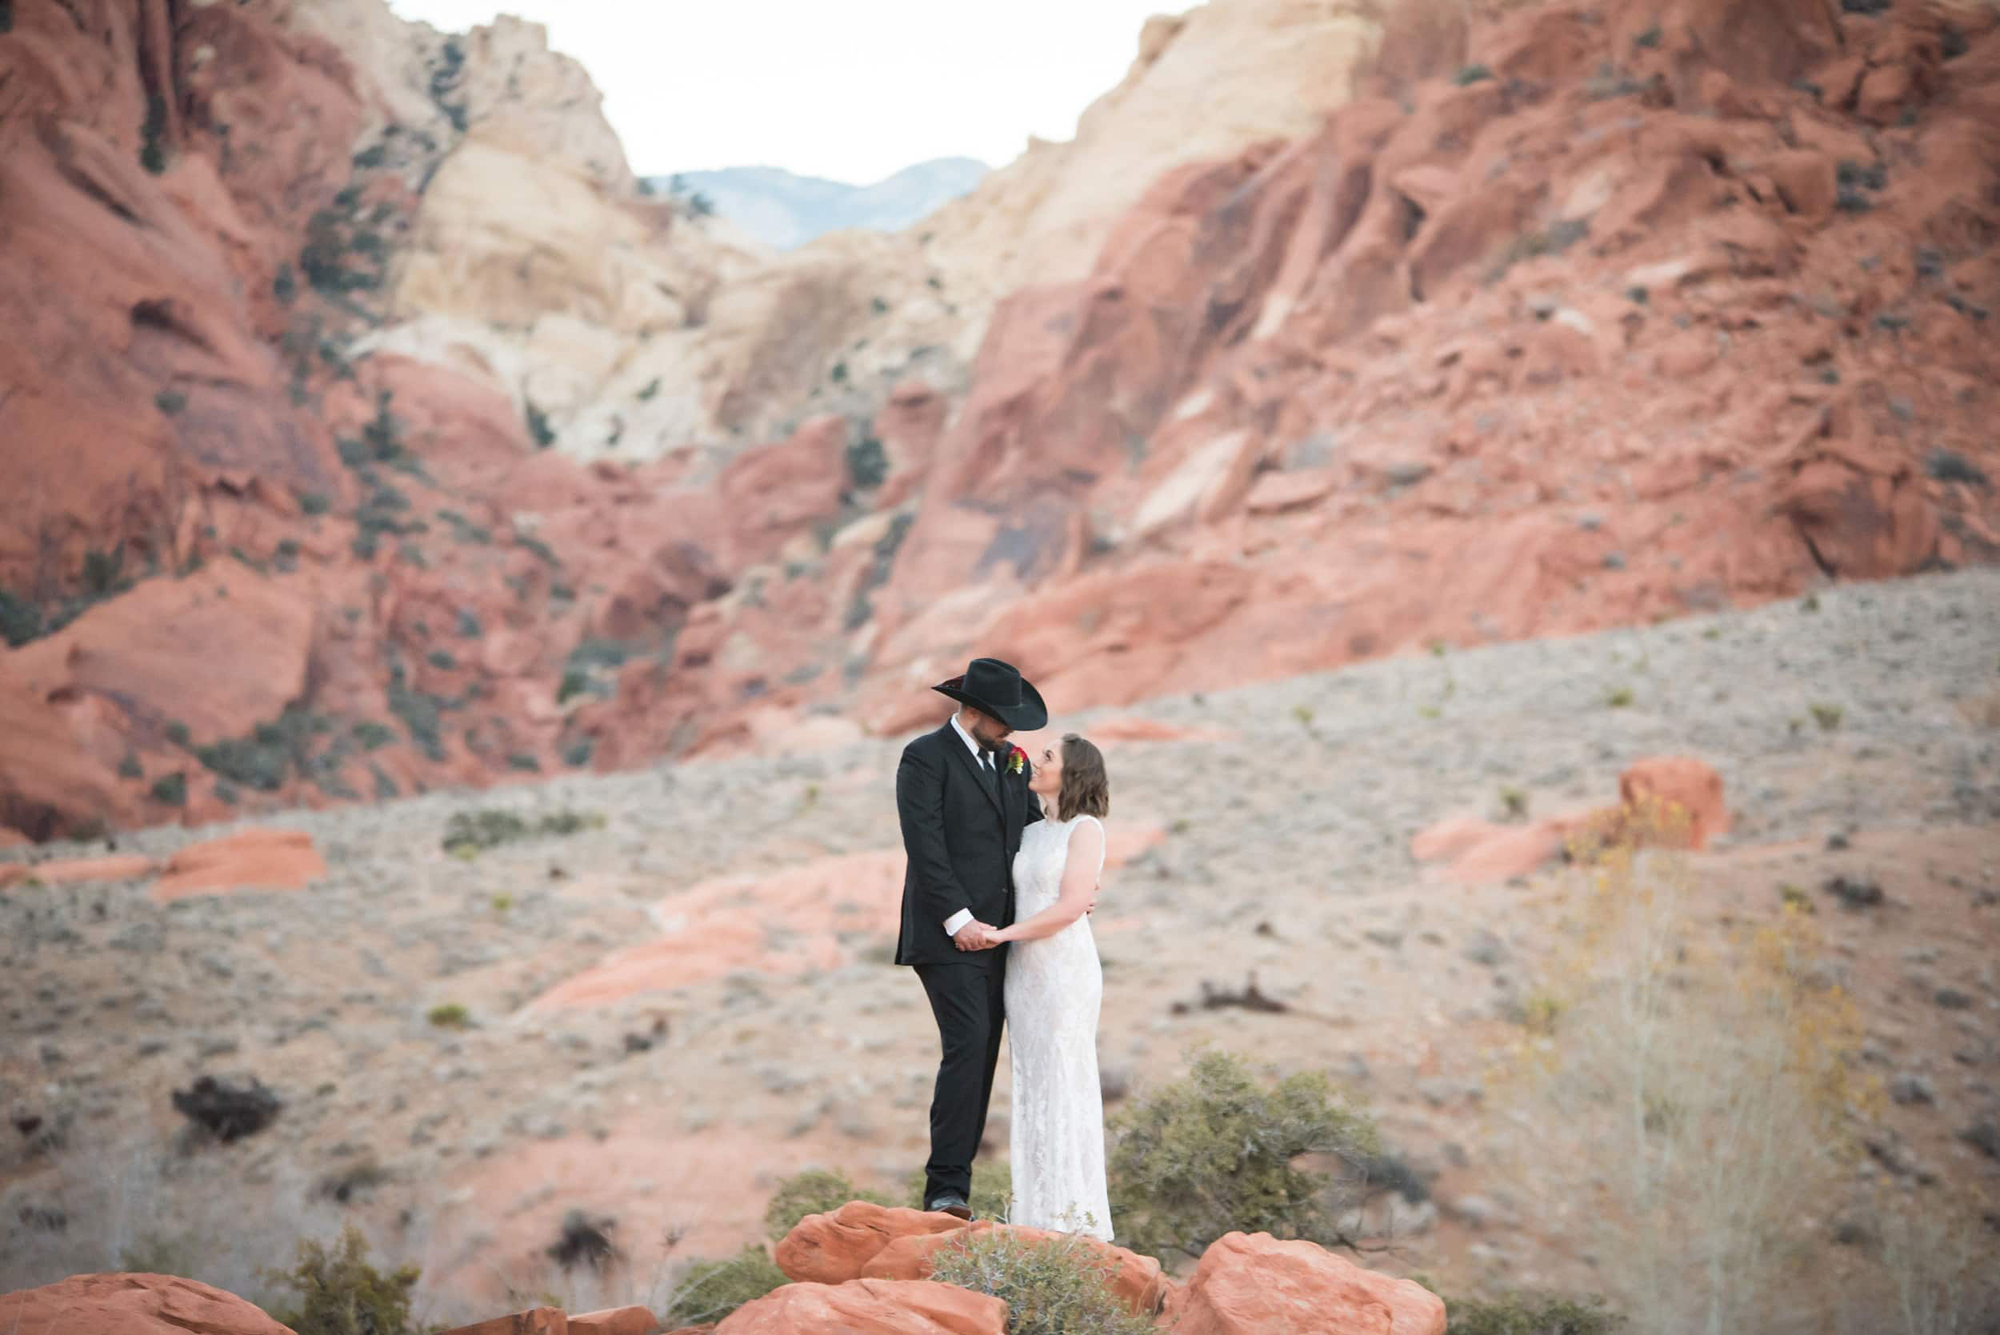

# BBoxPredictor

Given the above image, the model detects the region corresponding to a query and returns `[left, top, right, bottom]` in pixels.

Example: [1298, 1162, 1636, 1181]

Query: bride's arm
[992, 821, 1105, 944]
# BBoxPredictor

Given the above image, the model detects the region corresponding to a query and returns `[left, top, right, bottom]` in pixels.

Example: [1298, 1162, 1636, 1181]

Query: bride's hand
[988, 924, 1015, 944]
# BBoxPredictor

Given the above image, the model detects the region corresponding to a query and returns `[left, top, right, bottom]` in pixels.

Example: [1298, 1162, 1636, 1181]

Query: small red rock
[153, 828, 326, 902]
[1174, 1231, 1444, 1335]
[567, 1310, 658, 1335]
[715, 1279, 1005, 1335]
[0, 1273, 293, 1335]
[438, 1308, 567, 1335]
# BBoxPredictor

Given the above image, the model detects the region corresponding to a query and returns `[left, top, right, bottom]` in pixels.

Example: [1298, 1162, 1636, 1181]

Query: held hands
[954, 921, 1005, 950]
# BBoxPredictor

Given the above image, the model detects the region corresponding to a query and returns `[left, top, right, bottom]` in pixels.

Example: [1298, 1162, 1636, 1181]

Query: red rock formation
[153, 827, 327, 901]
[2, 0, 1996, 840]
[773, 1200, 1168, 1314]
[1618, 754, 1731, 848]
[439, 1310, 567, 1335]
[0, 1273, 294, 1335]
[1167, 1230, 1444, 1335]
[657, 0, 2000, 754]
[567, 1308, 662, 1335]
[1413, 755, 1730, 882]
[0, 854, 158, 889]
[713, 1278, 1005, 1335]
[859, 1223, 1169, 1316]
[772, 1201, 967, 1286]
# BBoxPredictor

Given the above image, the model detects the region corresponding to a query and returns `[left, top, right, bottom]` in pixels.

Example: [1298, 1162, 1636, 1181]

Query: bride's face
[1028, 743, 1063, 797]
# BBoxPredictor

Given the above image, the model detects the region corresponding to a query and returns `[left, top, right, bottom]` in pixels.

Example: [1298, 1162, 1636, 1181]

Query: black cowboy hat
[933, 657, 1047, 732]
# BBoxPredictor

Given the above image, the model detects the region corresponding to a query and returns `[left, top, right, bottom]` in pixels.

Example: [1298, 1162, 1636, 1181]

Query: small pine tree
[1107, 1049, 1378, 1260]
[266, 1225, 422, 1335]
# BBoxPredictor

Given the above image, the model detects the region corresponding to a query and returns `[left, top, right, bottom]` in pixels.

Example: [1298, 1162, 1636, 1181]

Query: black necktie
[980, 750, 999, 795]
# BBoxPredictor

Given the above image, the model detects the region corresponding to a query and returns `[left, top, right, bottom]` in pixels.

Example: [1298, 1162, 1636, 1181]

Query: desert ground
[3, 566, 1996, 1326]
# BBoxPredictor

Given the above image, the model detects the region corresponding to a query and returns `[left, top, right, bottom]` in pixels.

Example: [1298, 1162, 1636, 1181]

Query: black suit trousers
[915, 959, 1006, 1204]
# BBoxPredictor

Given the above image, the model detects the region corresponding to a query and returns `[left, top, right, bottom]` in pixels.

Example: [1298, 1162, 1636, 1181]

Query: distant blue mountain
[644, 158, 989, 250]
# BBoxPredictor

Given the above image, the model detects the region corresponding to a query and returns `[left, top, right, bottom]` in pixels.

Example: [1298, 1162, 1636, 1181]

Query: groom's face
[964, 708, 1011, 750]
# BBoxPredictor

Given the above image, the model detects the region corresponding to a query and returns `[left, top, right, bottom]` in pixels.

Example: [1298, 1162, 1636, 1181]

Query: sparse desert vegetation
[2, 571, 1992, 1330]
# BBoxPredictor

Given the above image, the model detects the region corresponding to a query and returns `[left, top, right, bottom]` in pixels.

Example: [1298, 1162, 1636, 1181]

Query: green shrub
[1605, 686, 1634, 708]
[266, 1224, 423, 1335]
[164, 720, 192, 747]
[664, 1246, 787, 1327]
[441, 807, 602, 857]
[1453, 63, 1494, 85]
[353, 720, 396, 751]
[846, 432, 888, 490]
[930, 1229, 1156, 1335]
[426, 1003, 470, 1029]
[637, 377, 661, 401]
[765, 1168, 895, 1241]
[1107, 1049, 1378, 1260]
[903, 1160, 1013, 1220]
[387, 667, 446, 760]
[149, 773, 187, 806]
[1809, 702, 1843, 731]
[195, 708, 324, 792]
[155, 390, 187, 416]
[1439, 1288, 1626, 1335]
[526, 400, 556, 449]
[0, 587, 42, 647]
[506, 752, 540, 772]
[118, 753, 144, 780]
[561, 736, 595, 768]
[83, 546, 125, 595]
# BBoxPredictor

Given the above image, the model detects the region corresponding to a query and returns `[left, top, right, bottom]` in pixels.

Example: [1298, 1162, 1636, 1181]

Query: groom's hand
[954, 921, 997, 950]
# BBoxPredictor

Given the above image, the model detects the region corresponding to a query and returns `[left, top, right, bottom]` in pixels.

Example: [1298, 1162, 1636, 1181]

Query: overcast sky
[386, 0, 1184, 184]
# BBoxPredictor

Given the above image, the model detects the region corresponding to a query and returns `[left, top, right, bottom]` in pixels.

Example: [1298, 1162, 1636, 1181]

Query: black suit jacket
[895, 722, 1042, 969]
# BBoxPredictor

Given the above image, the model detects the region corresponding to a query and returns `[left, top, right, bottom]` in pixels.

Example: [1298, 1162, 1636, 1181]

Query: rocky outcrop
[773, 1202, 1169, 1316]
[771, 1206, 1435, 1332]
[651, 0, 2000, 751]
[715, 1278, 1005, 1335]
[3, 0, 1997, 842]
[772, 1202, 967, 1285]
[1167, 1231, 1445, 1335]
[0, 826, 324, 898]
[153, 827, 327, 901]
[368, 0, 1398, 453]
[1412, 756, 1730, 883]
[918, 0, 1389, 303]
[0, 1273, 294, 1335]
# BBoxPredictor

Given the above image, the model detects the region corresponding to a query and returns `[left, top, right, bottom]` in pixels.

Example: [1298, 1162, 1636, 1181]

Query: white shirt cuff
[943, 909, 975, 937]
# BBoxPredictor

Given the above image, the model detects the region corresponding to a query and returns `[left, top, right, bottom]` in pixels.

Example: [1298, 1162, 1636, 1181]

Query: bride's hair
[1057, 734, 1110, 822]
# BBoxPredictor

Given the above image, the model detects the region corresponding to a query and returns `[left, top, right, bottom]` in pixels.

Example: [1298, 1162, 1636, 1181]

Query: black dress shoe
[925, 1193, 972, 1220]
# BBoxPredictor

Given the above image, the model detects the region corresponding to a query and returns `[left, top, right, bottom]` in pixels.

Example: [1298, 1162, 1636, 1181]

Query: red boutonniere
[1006, 745, 1027, 776]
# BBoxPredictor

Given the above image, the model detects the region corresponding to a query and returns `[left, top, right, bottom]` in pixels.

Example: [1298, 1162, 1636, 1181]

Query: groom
[895, 657, 1046, 1217]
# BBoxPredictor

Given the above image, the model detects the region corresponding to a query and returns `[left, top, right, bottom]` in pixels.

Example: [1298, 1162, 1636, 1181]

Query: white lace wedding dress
[1005, 814, 1113, 1240]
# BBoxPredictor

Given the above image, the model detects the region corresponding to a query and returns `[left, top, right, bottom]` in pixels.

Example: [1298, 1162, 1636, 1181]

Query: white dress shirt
[942, 712, 992, 940]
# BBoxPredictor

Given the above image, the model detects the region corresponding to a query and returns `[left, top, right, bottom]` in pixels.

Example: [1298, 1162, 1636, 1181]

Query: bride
[988, 733, 1114, 1240]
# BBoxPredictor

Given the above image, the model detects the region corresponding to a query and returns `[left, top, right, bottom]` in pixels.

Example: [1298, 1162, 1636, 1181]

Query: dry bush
[930, 1228, 1156, 1335]
[0, 1123, 348, 1304]
[1492, 798, 1868, 1335]
[1862, 1194, 2000, 1335]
